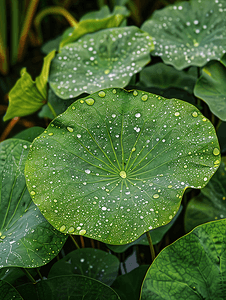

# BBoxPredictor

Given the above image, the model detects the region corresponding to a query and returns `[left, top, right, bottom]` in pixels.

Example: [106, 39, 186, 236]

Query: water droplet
[80, 100, 84, 104]
[72, 106, 75, 110]
[102, 207, 107, 211]
[192, 112, 198, 117]
[112, 89, 117, 94]
[213, 148, 220, 156]
[77, 134, 81, 138]
[120, 171, 126, 178]
[204, 177, 208, 181]
[98, 91, 106, 97]
[79, 229, 86, 235]
[104, 69, 110, 74]
[132, 147, 136, 152]
[53, 199, 57, 203]
[67, 127, 73, 133]
[60, 225, 66, 232]
[23, 145, 28, 149]
[141, 94, 148, 101]
[135, 113, 141, 118]
[30, 191, 35, 196]
[175, 112, 180, 116]
[133, 90, 138, 96]
[68, 227, 75, 233]
[168, 185, 172, 188]
[153, 194, 159, 199]
[85, 169, 91, 174]
[85, 98, 94, 105]
[48, 133, 54, 136]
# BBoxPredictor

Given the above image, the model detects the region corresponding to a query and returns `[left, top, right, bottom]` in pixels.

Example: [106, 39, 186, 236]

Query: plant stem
[34, 6, 78, 45]
[36, 268, 43, 280]
[22, 268, 36, 284]
[70, 234, 80, 249]
[47, 102, 57, 118]
[216, 119, 222, 132]
[146, 231, 155, 262]
[10, 0, 19, 65]
[0, 117, 20, 142]
[17, 0, 40, 62]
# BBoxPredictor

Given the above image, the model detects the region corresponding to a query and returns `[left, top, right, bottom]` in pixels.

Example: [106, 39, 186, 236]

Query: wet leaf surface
[0, 280, 22, 300]
[141, 0, 226, 70]
[25, 88, 220, 244]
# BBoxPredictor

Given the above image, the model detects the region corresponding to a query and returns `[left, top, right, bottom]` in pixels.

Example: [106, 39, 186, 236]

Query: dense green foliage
[1, 0, 226, 299]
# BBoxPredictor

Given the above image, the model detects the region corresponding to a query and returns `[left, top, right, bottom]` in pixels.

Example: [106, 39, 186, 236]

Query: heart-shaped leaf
[141, 0, 226, 70]
[139, 63, 197, 94]
[48, 248, 119, 286]
[194, 60, 226, 121]
[4, 50, 56, 121]
[0, 139, 67, 268]
[107, 205, 182, 253]
[0, 280, 22, 300]
[25, 88, 220, 244]
[184, 162, 226, 232]
[49, 27, 154, 99]
[17, 275, 120, 300]
[140, 218, 226, 300]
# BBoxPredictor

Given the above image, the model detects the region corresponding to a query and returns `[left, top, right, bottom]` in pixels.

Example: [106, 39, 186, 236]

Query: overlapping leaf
[141, 219, 226, 300]
[194, 60, 226, 121]
[25, 88, 220, 244]
[141, 0, 226, 70]
[0, 280, 22, 300]
[49, 27, 154, 99]
[0, 139, 67, 268]
[184, 162, 226, 232]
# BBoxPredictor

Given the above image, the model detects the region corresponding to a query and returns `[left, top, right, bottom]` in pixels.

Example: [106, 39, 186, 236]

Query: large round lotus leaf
[25, 88, 220, 244]
[17, 275, 120, 300]
[0, 280, 22, 300]
[139, 63, 197, 94]
[48, 248, 119, 286]
[194, 60, 226, 121]
[141, 0, 226, 70]
[184, 162, 226, 232]
[141, 218, 226, 300]
[49, 26, 154, 99]
[0, 139, 67, 268]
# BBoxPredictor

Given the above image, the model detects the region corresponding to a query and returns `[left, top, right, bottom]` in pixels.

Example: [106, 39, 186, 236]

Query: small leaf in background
[0, 139, 67, 269]
[141, 219, 226, 300]
[49, 27, 154, 99]
[111, 265, 149, 300]
[25, 88, 220, 244]
[48, 248, 119, 286]
[138, 63, 197, 94]
[141, 0, 226, 70]
[13, 127, 45, 142]
[16, 275, 120, 300]
[0, 280, 22, 300]
[184, 162, 226, 232]
[59, 14, 126, 49]
[107, 205, 182, 253]
[194, 60, 226, 121]
[3, 50, 56, 121]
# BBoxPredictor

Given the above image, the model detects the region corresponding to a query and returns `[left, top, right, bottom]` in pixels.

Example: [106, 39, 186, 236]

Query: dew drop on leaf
[60, 225, 66, 232]
[119, 171, 127, 178]
[85, 98, 95, 106]
[141, 94, 148, 101]
[98, 91, 106, 98]
[213, 148, 220, 156]
[67, 127, 74, 133]
[79, 229, 86, 235]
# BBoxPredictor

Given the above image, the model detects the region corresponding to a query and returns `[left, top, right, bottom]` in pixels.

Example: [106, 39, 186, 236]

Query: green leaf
[3, 50, 56, 121]
[17, 275, 120, 300]
[0, 139, 67, 268]
[25, 88, 220, 244]
[139, 63, 197, 94]
[184, 162, 226, 232]
[194, 60, 226, 121]
[49, 27, 154, 99]
[111, 265, 149, 300]
[48, 248, 119, 286]
[141, 218, 226, 300]
[0, 280, 23, 300]
[13, 127, 45, 142]
[221, 53, 226, 67]
[107, 205, 182, 253]
[59, 14, 126, 49]
[141, 0, 226, 70]
[0, 267, 36, 286]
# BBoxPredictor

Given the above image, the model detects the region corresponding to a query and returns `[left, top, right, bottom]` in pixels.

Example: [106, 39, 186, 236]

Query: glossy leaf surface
[49, 27, 154, 99]
[141, 0, 226, 70]
[25, 88, 220, 244]
[4, 51, 55, 121]
[0, 139, 67, 268]
[184, 162, 226, 232]
[0, 280, 22, 300]
[48, 248, 119, 286]
[194, 60, 226, 121]
[141, 219, 226, 300]
[17, 275, 120, 300]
